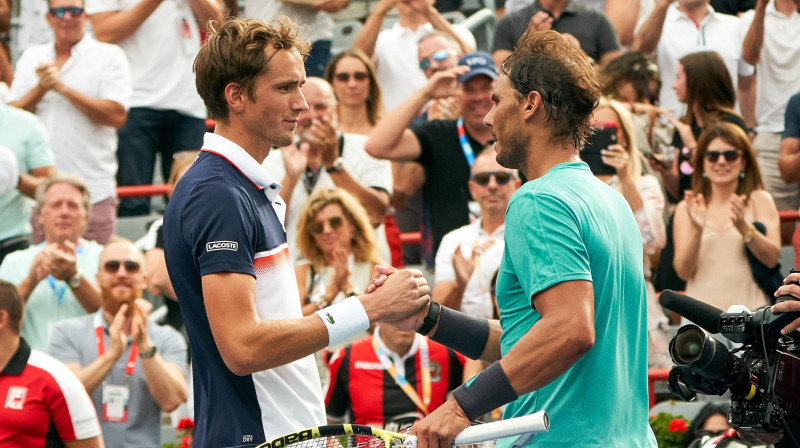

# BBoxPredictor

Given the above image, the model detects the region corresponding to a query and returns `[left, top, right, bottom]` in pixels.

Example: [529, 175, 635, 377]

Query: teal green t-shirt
[496, 163, 656, 447]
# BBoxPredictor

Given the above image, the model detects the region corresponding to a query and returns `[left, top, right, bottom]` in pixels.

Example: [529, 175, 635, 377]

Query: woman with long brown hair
[656, 51, 747, 202]
[324, 49, 383, 136]
[673, 122, 780, 313]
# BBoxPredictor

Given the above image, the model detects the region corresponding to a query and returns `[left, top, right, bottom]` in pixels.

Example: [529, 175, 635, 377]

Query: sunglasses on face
[48, 7, 84, 18]
[704, 150, 741, 163]
[310, 216, 344, 235]
[419, 49, 454, 71]
[103, 260, 141, 274]
[334, 72, 369, 83]
[471, 171, 514, 186]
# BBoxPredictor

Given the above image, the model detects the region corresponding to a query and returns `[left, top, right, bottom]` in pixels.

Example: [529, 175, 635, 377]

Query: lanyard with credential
[457, 117, 476, 168]
[371, 334, 431, 415]
[94, 313, 138, 378]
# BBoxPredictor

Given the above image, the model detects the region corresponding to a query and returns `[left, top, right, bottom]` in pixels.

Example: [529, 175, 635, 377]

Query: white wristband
[314, 295, 370, 347]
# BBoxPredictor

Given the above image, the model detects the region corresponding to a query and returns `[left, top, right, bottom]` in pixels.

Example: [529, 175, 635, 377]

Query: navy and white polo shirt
[164, 133, 326, 448]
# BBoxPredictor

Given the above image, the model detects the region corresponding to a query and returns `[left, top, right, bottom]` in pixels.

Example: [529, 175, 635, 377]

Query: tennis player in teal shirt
[399, 30, 657, 447]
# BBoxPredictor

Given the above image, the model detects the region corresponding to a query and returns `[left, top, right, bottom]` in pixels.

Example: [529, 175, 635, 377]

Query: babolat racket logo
[206, 241, 238, 252]
[260, 429, 315, 448]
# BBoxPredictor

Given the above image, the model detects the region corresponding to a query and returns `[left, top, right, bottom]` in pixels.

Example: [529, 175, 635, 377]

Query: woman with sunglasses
[587, 97, 671, 368]
[673, 122, 780, 314]
[295, 188, 385, 316]
[324, 49, 383, 136]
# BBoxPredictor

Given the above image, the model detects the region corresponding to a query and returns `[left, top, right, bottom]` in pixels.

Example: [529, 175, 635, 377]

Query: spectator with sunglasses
[353, 0, 475, 113]
[49, 237, 188, 448]
[0, 173, 103, 352]
[673, 122, 780, 315]
[7, 0, 131, 245]
[432, 150, 520, 320]
[366, 52, 496, 270]
[295, 188, 384, 316]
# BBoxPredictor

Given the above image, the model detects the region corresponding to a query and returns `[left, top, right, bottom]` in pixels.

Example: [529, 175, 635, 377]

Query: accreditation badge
[102, 383, 129, 422]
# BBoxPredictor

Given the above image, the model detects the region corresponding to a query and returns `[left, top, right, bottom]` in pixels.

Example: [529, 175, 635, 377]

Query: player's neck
[524, 138, 579, 180]
[214, 124, 273, 165]
[0, 334, 20, 372]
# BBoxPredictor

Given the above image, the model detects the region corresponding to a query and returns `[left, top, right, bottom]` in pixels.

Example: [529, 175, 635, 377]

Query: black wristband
[452, 361, 518, 421]
[417, 300, 440, 336]
[429, 305, 489, 359]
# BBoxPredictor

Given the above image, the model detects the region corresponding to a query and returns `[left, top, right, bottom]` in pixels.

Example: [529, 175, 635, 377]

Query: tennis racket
[255, 411, 549, 448]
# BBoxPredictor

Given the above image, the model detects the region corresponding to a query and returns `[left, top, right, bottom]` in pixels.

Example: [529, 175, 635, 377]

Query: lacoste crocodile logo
[325, 312, 335, 324]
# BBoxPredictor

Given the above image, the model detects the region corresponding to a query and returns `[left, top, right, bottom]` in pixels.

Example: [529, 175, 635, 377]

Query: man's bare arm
[187, 0, 224, 31]
[779, 137, 800, 183]
[18, 166, 55, 198]
[90, 0, 164, 43]
[632, 0, 673, 55]
[203, 269, 428, 375]
[605, 0, 640, 47]
[742, 0, 767, 65]
[55, 85, 128, 129]
[353, 0, 397, 57]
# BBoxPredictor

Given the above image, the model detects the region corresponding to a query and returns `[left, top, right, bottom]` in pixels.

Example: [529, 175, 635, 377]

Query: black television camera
[659, 290, 800, 433]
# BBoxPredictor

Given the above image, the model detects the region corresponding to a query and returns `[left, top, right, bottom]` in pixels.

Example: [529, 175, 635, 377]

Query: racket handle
[453, 411, 549, 445]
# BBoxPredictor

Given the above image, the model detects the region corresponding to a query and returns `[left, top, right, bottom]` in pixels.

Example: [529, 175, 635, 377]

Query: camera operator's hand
[772, 271, 800, 334]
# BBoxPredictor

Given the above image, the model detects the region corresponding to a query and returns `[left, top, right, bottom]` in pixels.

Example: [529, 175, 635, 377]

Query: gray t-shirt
[492, 0, 620, 62]
[50, 311, 188, 448]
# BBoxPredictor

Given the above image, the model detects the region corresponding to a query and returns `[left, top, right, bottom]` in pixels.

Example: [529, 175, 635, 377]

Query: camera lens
[673, 330, 705, 364]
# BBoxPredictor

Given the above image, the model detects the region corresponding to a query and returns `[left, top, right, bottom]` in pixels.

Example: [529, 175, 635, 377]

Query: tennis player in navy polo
[163, 18, 431, 448]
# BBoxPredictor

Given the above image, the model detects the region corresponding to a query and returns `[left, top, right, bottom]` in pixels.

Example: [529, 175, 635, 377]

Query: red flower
[177, 418, 194, 431]
[668, 418, 688, 433]
[181, 435, 193, 445]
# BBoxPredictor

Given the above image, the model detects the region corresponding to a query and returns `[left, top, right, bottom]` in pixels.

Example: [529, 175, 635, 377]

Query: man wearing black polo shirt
[492, 0, 622, 67]
[366, 52, 496, 269]
[163, 18, 431, 448]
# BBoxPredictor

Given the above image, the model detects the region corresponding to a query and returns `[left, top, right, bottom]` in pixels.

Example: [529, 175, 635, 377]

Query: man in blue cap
[366, 52, 497, 269]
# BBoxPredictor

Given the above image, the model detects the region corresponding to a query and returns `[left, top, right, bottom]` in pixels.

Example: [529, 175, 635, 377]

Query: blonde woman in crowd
[586, 97, 670, 368]
[295, 188, 385, 316]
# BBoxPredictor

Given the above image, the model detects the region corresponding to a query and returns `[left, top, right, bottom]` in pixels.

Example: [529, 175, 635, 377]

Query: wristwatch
[139, 345, 157, 359]
[68, 270, 83, 289]
[326, 157, 345, 174]
[743, 225, 756, 244]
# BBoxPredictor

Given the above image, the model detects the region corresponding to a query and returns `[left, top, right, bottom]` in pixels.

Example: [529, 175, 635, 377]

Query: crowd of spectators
[2, 0, 800, 445]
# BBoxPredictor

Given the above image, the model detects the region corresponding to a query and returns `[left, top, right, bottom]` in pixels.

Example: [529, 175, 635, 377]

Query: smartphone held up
[581, 122, 619, 176]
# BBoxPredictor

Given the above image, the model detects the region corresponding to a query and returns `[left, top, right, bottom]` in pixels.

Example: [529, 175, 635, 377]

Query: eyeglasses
[310, 216, 344, 235]
[471, 171, 514, 186]
[48, 7, 84, 18]
[334, 72, 369, 83]
[103, 260, 141, 274]
[419, 49, 455, 71]
[704, 150, 741, 163]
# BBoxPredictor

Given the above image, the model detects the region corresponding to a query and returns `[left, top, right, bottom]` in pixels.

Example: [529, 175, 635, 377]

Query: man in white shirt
[7, 0, 131, 244]
[85, 0, 223, 217]
[263, 78, 393, 263]
[741, 0, 800, 243]
[244, 0, 350, 77]
[432, 150, 520, 319]
[633, 0, 755, 126]
[353, 0, 476, 112]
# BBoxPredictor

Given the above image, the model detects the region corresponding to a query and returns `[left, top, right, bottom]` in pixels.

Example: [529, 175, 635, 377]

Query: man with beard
[49, 237, 187, 448]
[366, 52, 496, 269]
[376, 31, 656, 447]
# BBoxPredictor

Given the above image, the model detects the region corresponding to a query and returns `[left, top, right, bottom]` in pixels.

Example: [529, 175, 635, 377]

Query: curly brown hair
[500, 30, 601, 148]
[194, 17, 311, 121]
